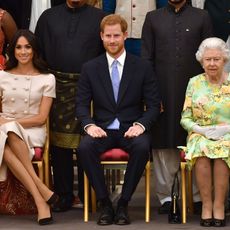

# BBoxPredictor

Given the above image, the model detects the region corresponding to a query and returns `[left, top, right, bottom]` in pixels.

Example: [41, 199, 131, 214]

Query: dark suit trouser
[51, 146, 74, 206]
[51, 146, 84, 205]
[77, 130, 150, 201]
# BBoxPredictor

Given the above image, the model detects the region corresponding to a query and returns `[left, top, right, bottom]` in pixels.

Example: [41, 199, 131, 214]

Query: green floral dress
[179, 73, 230, 169]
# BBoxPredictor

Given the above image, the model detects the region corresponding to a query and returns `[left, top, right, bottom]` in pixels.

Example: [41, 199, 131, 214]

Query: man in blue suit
[76, 14, 160, 225]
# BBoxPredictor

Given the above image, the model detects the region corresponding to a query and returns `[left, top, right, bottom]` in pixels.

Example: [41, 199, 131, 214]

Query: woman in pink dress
[0, 30, 58, 225]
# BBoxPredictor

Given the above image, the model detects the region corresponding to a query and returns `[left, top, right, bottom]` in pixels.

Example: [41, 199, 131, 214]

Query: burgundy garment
[0, 9, 5, 70]
[0, 170, 37, 215]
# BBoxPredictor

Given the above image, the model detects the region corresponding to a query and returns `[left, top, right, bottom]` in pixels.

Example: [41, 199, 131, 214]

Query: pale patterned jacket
[115, 0, 156, 38]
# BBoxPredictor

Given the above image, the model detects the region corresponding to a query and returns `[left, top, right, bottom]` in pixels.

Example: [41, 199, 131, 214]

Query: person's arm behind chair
[1, 9, 17, 43]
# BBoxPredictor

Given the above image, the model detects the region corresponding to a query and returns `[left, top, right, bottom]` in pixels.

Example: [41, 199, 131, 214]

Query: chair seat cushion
[33, 147, 44, 161]
[180, 150, 186, 162]
[100, 148, 129, 161]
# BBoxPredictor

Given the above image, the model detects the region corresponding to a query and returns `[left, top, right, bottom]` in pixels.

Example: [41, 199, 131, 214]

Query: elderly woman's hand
[192, 124, 215, 136]
[205, 125, 230, 140]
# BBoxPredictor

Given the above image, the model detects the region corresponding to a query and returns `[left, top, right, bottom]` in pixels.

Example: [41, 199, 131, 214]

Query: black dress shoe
[213, 218, 226, 227]
[47, 193, 59, 205]
[52, 197, 72, 212]
[158, 201, 171, 214]
[200, 218, 213, 227]
[38, 216, 53, 225]
[97, 205, 114, 225]
[38, 210, 53, 226]
[114, 206, 130, 225]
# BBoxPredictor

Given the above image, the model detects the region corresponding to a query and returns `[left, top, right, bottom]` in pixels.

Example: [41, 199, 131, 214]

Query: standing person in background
[102, 0, 156, 56]
[51, 0, 66, 6]
[115, 0, 156, 56]
[156, 0, 191, 8]
[87, 0, 102, 8]
[0, 0, 31, 29]
[141, 0, 213, 214]
[204, 0, 230, 42]
[0, 8, 17, 70]
[191, 0, 205, 9]
[191, 1, 230, 79]
[101, 0, 115, 12]
[29, 0, 51, 32]
[156, 0, 168, 8]
[204, 0, 230, 71]
[0, 0, 69, 31]
[35, 0, 106, 212]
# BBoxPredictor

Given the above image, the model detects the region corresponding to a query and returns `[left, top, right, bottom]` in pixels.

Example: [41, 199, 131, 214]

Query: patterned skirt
[49, 70, 81, 149]
[179, 133, 230, 169]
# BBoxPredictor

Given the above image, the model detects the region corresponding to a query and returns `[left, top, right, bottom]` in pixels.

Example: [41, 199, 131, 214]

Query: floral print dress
[180, 73, 230, 168]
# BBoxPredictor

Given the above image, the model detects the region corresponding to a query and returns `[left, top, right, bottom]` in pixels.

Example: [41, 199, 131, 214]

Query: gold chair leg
[91, 187, 97, 213]
[84, 172, 89, 222]
[188, 168, 193, 214]
[181, 162, 187, 224]
[145, 160, 150, 222]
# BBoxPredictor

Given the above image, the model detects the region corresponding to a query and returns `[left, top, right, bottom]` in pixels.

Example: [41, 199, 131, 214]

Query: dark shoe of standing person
[158, 201, 171, 214]
[72, 195, 83, 209]
[52, 196, 72, 212]
[97, 205, 114, 225]
[114, 205, 130, 225]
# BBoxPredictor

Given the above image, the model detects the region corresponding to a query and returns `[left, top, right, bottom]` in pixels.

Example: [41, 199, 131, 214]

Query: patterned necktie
[111, 60, 120, 102]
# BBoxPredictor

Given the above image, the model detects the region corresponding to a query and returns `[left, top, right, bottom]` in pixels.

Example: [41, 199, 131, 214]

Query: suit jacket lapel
[98, 55, 116, 106]
[117, 54, 134, 105]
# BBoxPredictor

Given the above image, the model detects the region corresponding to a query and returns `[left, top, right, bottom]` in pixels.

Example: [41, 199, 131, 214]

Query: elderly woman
[180, 37, 230, 227]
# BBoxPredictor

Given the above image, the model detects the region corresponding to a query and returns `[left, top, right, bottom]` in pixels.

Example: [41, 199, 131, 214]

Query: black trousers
[77, 130, 150, 201]
[51, 146, 84, 205]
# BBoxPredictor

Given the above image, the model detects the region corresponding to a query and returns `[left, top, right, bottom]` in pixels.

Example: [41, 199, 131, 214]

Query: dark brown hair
[5, 29, 48, 73]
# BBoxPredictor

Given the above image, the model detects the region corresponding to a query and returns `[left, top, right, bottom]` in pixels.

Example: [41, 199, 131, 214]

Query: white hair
[196, 37, 230, 63]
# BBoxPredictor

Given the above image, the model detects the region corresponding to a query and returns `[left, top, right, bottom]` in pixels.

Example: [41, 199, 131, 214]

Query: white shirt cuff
[133, 122, 145, 132]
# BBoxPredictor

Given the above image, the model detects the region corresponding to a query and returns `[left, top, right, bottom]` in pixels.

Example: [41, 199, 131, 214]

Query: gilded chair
[180, 151, 193, 224]
[84, 148, 151, 223]
[32, 119, 50, 187]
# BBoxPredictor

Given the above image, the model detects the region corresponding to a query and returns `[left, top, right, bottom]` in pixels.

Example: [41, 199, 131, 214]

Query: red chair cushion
[100, 148, 129, 161]
[33, 147, 44, 161]
[180, 150, 186, 162]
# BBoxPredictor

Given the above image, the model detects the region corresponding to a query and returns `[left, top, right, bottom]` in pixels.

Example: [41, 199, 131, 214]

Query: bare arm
[0, 96, 53, 127]
[2, 10, 17, 43]
[16, 96, 53, 128]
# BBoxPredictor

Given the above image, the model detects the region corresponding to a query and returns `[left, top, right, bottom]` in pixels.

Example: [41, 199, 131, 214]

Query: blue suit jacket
[204, 0, 230, 41]
[76, 52, 160, 133]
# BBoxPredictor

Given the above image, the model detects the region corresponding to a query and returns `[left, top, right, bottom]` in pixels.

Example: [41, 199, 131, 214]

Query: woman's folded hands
[192, 124, 230, 140]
